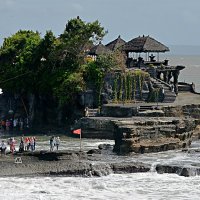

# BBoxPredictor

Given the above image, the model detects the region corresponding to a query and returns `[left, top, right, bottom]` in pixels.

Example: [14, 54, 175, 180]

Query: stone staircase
[150, 78, 176, 103]
[138, 105, 155, 112]
[137, 105, 164, 117]
[87, 108, 99, 117]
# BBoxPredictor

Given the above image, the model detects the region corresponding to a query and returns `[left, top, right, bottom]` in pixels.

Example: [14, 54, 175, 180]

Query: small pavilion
[123, 35, 169, 68]
[122, 35, 184, 94]
[88, 42, 111, 60]
[106, 35, 126, 51]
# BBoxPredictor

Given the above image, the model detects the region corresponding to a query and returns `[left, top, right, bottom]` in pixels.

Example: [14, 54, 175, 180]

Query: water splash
[150, 161, 159, 172]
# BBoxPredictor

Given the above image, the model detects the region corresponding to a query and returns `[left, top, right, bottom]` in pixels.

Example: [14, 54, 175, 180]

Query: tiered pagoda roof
[106, 35, 126, 51]
[123, 35, 169, 52]
[89, 42, 111, 55]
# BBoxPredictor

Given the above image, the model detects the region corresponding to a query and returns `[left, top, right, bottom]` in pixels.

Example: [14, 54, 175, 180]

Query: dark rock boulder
[98, 143, 113, 150]
[156, 164, 200, 177]
[87, 149, 101, 154]
[111, 162, 151, 174]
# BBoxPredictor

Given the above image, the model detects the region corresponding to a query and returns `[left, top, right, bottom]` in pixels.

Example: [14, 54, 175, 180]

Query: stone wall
[101, 105, 137, 117]
[178, 82, 198, 93]
[100, 103, 200, 121]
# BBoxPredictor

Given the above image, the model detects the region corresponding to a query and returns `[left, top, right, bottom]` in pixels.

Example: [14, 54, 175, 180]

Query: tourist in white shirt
[0, 140, 7, 155]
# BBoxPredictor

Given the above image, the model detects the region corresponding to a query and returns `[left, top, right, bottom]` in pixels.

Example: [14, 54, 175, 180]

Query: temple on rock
[74, 35, 200, 154]
[84, 35, 187, 108]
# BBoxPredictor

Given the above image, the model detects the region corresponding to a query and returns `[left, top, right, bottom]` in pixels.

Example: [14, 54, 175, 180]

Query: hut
[106, 35, 126, 51]
[88, 42, 111, 60]
[123, 35, 169, 67]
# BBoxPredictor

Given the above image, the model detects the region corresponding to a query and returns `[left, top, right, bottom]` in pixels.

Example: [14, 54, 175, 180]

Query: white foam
[0, 173, 200, 200]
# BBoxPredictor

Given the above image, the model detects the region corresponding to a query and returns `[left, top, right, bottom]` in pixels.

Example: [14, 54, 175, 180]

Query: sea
[1, 55, 200, 200]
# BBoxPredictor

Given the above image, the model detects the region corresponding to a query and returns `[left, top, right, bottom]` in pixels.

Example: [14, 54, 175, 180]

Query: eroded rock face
[77, 116, 197, 154]
[162, 104, 200, 120]
[75, 117, 115, 139]
[113, 117, 197, 154]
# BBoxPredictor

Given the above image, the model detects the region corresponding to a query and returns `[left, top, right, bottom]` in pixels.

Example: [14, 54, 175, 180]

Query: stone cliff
[75, 102, 200, 154]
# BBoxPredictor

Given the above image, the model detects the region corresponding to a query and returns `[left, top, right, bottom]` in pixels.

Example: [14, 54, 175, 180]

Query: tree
[58, 17, 105, 69]
[0, 30, 60, 125]
[0, 30, 41, 93]
[0, 17, 107, 125]
[53, 17, 106, 104]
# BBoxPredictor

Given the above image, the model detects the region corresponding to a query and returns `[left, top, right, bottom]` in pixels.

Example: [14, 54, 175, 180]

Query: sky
[1, 0, 200, 46]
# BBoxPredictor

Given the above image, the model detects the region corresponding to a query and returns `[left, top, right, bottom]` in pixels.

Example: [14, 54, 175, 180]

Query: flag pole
[72, 128, 82, 151]
[80, 130, 82, 151]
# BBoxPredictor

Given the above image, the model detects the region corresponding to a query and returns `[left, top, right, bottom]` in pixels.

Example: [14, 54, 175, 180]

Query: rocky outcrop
[156, 164, 200, 177]
[113, 117, 197, 154]
[2, 150, 200, 177]
[73, 117, 115, 139]
[111, 162, 150, 174]
[74, 101, 200, 154]
[0, 150, 151, 177]
[162, 104, 200, 121]
[75, 116, 197, 154]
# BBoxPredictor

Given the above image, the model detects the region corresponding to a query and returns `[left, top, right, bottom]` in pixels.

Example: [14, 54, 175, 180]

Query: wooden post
[80, 130, 82, 151]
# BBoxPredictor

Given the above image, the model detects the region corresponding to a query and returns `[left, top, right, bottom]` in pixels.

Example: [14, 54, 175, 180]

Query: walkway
[105, 91, 200, 109]
[173, 92, 200, 105]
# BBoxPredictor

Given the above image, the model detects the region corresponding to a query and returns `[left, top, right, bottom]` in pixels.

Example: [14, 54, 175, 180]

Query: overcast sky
[1, 0, 200, 46]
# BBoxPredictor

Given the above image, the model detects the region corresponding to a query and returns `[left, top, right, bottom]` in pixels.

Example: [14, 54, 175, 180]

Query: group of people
[49, 136, 60, 151]
[19, 136, 36, 152]
[0, 135, 61, 155]
[0, 136, 36, 155]
[0, 118, 29, 131]
[0, 137, 17, 155]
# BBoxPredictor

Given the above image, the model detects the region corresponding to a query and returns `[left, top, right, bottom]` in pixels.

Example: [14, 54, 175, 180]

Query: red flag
[73, 129, 81, 135]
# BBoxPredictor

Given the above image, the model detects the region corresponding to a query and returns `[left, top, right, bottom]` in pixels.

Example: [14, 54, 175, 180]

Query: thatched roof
[106, 35, 126, 51]
[123, 35, 169, 52]
[89, 42, 111, 55]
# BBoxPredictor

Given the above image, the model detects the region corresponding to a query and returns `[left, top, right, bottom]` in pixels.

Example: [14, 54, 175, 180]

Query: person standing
[30, 137, 34, 152]
[0, 140, 7, 155]
[24, 137, 29, 151]
[19, 138, 24, 153]
[50, 136, 55, 151]
[33, 137, 36, 151]
[55, 137, 60, 151]
[10, 137, 16, 154]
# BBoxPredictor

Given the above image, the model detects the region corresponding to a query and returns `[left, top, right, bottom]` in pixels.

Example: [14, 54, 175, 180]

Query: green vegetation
[113, 70, 149, 103]
[147, 88, 160, 102]
[0, 18, 106, 103]
[0, 17, 151, 125]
